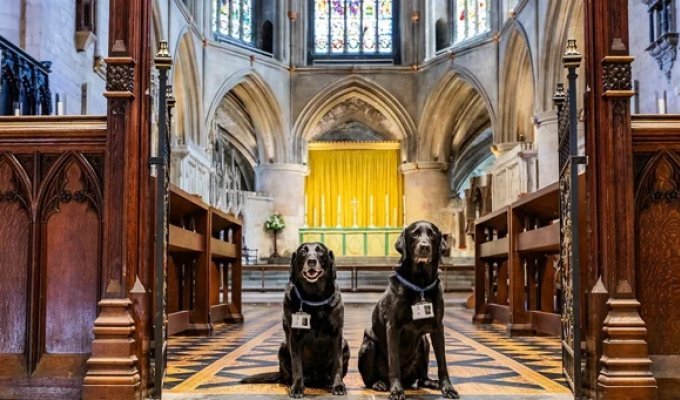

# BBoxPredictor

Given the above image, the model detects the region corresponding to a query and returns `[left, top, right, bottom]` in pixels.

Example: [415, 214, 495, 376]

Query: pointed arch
[418, 68, 495, 163]
[540, 0, 584, 111]
[206, 70, 287, 164]
[292, 75, 416, 162]
[173, 31, 203, 146]
[499, 23, 535, 144]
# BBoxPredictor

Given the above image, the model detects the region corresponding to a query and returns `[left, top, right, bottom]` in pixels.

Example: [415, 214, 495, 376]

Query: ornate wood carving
[636, 152, 680, 355]
[584, 0, 658, 397]
[106, 60, 135, 93]
[41, 156, 101, 220]
[602, 62, 633, 91]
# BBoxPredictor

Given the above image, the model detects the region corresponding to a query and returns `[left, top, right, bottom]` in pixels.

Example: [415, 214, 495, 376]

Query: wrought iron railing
[0, 35, 52, 116]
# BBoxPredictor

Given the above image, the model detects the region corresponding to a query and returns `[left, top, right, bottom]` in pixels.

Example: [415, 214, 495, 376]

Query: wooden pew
[167, 185, 242, 336]
[473, 182, 563, 336]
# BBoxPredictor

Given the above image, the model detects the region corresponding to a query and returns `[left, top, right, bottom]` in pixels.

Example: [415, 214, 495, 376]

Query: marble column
[400, 162, 450, 228]
[255, 163, 308, 256]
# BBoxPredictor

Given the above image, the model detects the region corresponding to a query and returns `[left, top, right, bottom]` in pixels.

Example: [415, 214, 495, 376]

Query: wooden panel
[167, 311, 190, 336]
[43, 161, 99, 354]
[487, 304, 510, 324]
[0, 158, 30, 356]
[210, 238, 237, 259]
[479, 237, 509, 258]
[516, 223, 560, 253]
[637, 153, 680, 355]
[530, 311, 561, 336]
[169, 225, 204, 253]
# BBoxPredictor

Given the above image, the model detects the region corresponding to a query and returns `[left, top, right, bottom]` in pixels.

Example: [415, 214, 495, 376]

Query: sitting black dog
[241, 242, 350, 398]
[357, 221, 460, 400]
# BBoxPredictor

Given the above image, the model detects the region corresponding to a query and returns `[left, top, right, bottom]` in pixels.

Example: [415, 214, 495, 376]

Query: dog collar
[394, 272, 439, 300]
[292, 284, 336, 309]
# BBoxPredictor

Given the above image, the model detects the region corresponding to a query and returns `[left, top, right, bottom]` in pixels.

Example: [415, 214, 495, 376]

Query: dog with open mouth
[241, 242, 350, 398]
[357, 221, 460, 400]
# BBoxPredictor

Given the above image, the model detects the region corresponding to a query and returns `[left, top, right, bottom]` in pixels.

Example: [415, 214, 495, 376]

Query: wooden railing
[0, 116, 106, 398]
[167, 184, 243, 336]
[0, 35, 53, 116]
[473, 182, 564, 336]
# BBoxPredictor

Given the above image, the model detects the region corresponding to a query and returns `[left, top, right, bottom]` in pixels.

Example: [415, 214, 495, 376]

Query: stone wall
[1, 0, 109, 115]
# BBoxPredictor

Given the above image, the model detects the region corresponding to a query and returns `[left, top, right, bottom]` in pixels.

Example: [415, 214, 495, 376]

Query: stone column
[534, 110, 559, 188]
[400, 162, 450, 228]
[255, 163, 308, 256]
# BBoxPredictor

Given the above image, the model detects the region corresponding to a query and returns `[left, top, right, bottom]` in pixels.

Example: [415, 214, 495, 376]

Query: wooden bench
[474, 182, 563, 336]
[243, 263, 473, 292]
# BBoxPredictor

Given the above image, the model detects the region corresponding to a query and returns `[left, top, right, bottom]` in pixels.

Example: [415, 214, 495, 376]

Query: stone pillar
[534, 110, 559, 189]
[255, 163, 308, 256]
[400, 162, 450, 228]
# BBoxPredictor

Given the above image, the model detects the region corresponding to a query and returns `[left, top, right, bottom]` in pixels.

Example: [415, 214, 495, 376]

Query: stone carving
[106, 63, 134, 92]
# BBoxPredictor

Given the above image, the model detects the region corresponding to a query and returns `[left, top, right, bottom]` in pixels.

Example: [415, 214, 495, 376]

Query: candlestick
[321, 195, 326, 228]
[385, 194, 390, 227]
[303, 195, 308, 228]
[351, 198, 359, 228]
[336, 195, 342, 228]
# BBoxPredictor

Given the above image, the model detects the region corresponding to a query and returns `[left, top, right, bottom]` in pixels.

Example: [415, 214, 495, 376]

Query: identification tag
[292, 312, 311, 329]
[411, 302, 434, 320]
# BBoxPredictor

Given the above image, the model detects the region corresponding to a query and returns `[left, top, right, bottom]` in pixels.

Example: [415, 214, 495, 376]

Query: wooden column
[83, 0, 152, 398]
[583, 0, 657, 398]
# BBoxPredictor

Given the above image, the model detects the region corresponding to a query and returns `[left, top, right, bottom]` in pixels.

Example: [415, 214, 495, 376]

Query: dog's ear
[395, 230, 406, 255]
[329, 250, 336, 280]
[289, 250, 298, 282]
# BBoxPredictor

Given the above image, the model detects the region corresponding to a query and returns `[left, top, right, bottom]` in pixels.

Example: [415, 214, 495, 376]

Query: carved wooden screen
[635, 151, 680, 354]
[0, 118, 106, 398]
[556, 96, 577, 390]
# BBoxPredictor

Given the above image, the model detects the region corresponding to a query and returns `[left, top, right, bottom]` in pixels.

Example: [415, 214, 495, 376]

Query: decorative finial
[563, 39, 582, 68]
[553, 83, 567, 105]
[154, 40, 172, 67]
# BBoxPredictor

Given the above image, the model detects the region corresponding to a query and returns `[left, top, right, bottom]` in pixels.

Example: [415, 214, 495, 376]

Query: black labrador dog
[358, 221, 460, 400]
[241, 242, 350, 398]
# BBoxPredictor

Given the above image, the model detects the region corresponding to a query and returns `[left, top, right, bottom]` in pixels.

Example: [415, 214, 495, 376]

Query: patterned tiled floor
[164, 304, 570, 398]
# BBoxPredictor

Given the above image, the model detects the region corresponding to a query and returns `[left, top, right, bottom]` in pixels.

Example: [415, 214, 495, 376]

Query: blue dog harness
[394, 272, 439, 300]
[292, 284, 336, 310]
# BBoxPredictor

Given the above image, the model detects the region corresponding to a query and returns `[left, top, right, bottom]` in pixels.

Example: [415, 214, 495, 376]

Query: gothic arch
[418, 69, 495, 163]
[540, 0, 584, 111]
[292, 75, 416, 162]
[499, 23, 535, 144]
[173, 31, 203, 146]
[206, 70, 287, 165]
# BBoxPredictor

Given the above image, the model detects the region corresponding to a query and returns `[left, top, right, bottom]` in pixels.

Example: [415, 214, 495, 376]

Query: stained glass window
[214, 0, 254, 44]
[453, 0, 490, 44]
[313, 0, 396, 58]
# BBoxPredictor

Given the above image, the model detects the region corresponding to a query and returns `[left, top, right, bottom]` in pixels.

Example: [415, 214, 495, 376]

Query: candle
[303, 195, 308, 227]
[657, 95, 667, 114]
[57, 101, 64, 116]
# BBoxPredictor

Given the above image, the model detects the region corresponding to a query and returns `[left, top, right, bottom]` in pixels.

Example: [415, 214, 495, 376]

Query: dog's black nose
[419, 243, 431, 252]
[307, 259, 317, 267]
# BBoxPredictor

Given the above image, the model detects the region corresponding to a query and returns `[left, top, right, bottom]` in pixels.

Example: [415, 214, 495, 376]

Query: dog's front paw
[371, 381, 388, 391]
[389, 387, 406, 400]
[331, 383, 347, 396]
[289, 383, 305, 398]
[420, 378, 439, 389]
[440, 381, 460, 399]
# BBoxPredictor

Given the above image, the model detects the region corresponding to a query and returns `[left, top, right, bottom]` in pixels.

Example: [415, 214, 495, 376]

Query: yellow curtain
[305, 145, 403, 228]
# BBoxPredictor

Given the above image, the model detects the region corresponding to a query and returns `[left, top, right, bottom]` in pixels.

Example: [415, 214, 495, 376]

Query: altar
[302, 141, 404, 257]
[299, 227, 402, 257]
